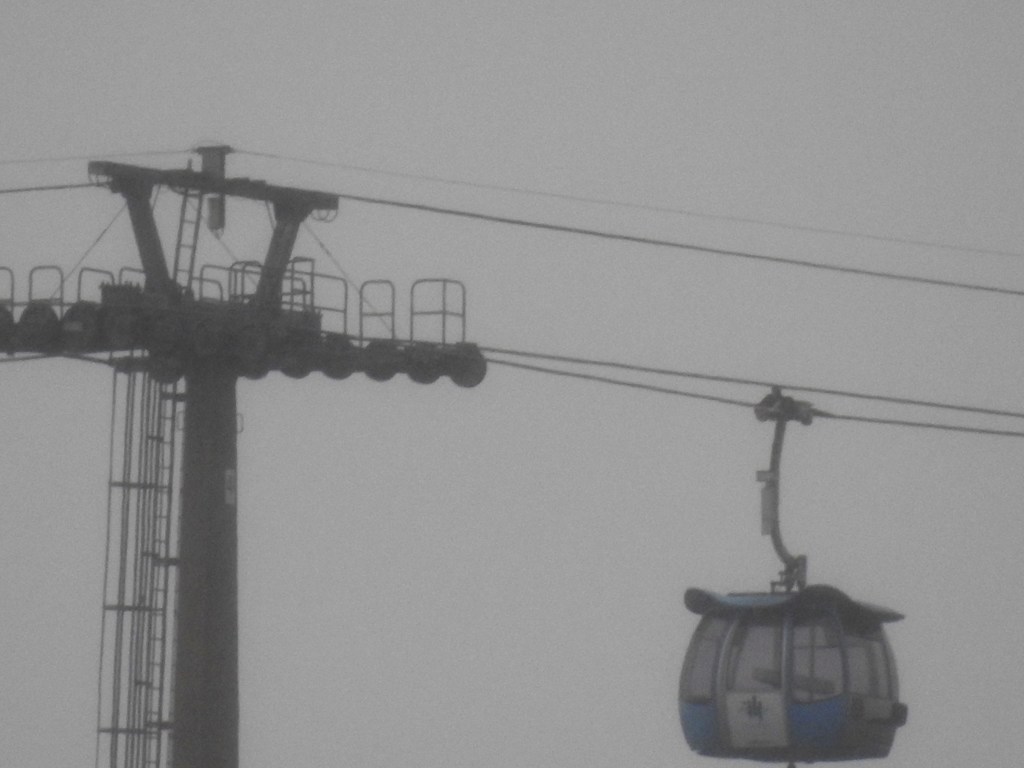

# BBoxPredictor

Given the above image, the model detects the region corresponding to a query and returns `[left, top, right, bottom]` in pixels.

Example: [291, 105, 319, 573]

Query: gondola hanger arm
[755, 387, 814, 592]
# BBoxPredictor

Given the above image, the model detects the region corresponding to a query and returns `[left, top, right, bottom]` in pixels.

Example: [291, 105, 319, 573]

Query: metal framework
[1, 150, 487, 768]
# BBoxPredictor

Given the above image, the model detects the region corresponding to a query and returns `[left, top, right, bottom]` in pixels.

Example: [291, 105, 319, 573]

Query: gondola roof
[684, 584, 904, 624]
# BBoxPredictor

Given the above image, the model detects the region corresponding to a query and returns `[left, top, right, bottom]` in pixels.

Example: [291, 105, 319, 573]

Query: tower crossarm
[88, 161, 339, 314]
[253, 199, 318, 313]
[101, 173, 176, 298]
[88, 161, 338, 213]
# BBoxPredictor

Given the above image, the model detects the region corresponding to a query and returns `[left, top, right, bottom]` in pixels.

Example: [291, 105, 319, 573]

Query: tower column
[173, 362, 239, 768]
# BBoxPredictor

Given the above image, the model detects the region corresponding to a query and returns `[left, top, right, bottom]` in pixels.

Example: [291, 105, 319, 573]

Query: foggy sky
[3, 4, 1024, 767]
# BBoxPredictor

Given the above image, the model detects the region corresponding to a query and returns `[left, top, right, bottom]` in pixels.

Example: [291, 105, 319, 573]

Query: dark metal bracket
[755, 387, 815, 592]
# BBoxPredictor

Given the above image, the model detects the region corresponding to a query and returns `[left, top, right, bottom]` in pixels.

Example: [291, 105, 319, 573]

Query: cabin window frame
[721, 613, 786, 695]
[680, 614, 729, 704]
[790, 610, 845, 703]
[844, 624, 894, 700]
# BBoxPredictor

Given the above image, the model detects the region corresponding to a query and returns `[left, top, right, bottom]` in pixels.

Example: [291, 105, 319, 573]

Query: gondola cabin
[680, 585, 906, 763]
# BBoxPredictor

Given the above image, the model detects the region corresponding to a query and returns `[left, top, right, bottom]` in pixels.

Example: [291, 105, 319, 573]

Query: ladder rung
[99, 727, 150, 735]
[103, 604, 157, 613]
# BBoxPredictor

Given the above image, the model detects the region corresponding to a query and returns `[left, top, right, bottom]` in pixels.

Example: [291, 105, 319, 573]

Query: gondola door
[721, 616, 788, 750]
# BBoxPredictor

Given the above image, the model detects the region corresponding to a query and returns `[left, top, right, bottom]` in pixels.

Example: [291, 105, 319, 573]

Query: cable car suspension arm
[755, 388, 814, 592]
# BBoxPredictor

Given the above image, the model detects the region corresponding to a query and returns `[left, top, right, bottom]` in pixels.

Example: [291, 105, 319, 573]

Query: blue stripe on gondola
[789, 697, 846, 751]
[680, 701, 718, 754]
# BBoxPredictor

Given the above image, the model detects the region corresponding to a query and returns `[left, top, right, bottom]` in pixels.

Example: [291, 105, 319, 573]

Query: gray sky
[3, 3, 1024, 766]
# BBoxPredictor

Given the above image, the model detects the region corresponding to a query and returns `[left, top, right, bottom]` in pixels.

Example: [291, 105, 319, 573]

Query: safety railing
[0, 261, 468, 347]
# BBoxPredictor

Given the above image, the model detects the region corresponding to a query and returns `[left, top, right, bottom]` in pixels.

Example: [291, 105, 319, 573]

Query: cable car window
[847, 630, 892, 699]
[791, 615, 842, 702]
[725, 618, 783, 693]
[883, 634, 899, 701]
[681, 616, 728, 702]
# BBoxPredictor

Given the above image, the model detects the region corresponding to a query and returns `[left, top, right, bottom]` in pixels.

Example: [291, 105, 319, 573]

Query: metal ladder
[140, 380, 183, 768]
[171, 179, 205, 294]
[97, 366, 183, 768]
